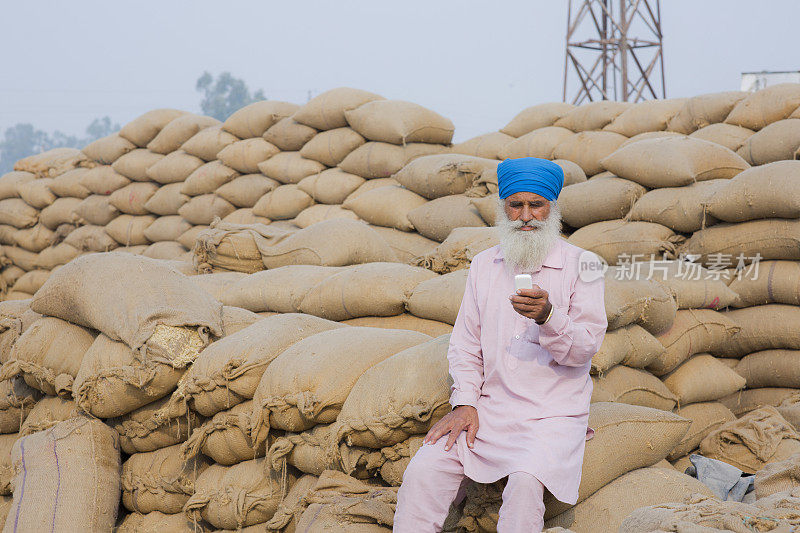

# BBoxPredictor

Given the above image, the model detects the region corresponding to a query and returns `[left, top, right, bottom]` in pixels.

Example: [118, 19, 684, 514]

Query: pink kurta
[447, 238, 607, 505]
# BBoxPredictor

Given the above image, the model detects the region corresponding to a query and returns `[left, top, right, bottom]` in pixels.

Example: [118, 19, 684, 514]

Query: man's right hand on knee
[423, 405, 479, 451]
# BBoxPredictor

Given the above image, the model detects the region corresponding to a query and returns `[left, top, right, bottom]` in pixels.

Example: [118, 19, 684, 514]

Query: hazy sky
[1, 0, 797, 142]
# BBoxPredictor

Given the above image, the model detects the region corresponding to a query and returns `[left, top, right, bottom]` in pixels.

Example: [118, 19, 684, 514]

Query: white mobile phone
[514, 274, 533, 292]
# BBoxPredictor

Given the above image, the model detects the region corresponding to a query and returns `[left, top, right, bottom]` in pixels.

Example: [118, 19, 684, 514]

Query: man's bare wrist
[536, 303, 554, 325]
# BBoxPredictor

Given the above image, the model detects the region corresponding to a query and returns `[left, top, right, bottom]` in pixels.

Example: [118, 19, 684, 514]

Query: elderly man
[394, 157, 608, 532]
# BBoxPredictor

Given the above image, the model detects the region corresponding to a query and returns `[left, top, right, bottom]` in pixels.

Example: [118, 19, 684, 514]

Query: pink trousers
[394, 439, 546, 532]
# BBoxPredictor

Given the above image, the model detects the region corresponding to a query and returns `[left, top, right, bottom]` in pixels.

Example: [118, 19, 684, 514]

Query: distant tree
[85, 116, 120, 140]
[196, 71, 266, 121]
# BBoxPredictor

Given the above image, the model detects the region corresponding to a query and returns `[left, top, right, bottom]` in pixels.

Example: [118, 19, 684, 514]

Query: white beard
[496, 197, 562, 272]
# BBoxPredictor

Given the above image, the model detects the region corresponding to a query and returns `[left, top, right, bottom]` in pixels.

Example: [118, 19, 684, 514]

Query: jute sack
[0, 172, 34, 200]
[105, 214, 156, 246]
[298, 168, 365, 204]
[392, 155, 497, 200]
[407, 195, 487, 242]
[667, 91, 748, 133]
[38, 197, 80, 229]
[3, 247, 38, 272]
[567, 220, 683, 266]
[599, 137, 749, 188]
[216, 174, 278, 208]
[344, 100, 453, 145]
[0, 316, 96, 397]
[343, 185, 426, 232]
[755, 453, 800, 499]
[700, 406, 800, 473]
[736, 118, 800, 165]
[681, 219, 800, 265]
[31, 252, 223, 355]
[591, 366, 677, 411]
[112, 149, 165, 182]
[262, 474, 319, 532]
[220, 305, 263, 336]
[0, 300, 31, 364]
[192, 222, 284, 274]
[75, 194, 120, 225]
[554, 100, 633, 131]
[724, 82, 800, 131]
[3, 416, 120, 533]
[186, 272, 247, 301]
[689, 122, 754, 151]
[182, 399, 265, 465]
[498, 126, 574, 160]
[82, 133, 137, 164]
[721, 388, 800, 417]
[181, 161, 240, 196]
[142, 241, 187, 261]
[336, 335, 452, 449]
[0, 434, 16, 496]
[178, 194, 236, 225]
[122, 444, 211, 514]
[346, 178, 398, 201]
[500, 102, 575, 137]
[341, 314, 453, 337]
[602, 98, 686, 137]
[263, 117, 317, 151]
[252, 327, 430, 435]
[300, 127, 365, 166]
[542, 402, 691, 519]
[117, 511, 204, 533]
[412, 227, 498, 274]
[146, 114, 219, 154]
[298, 263, 437, 321]
[13, 223, 55, 253]
[553, 131, 627, 176]
[16, 178, 54, 209]
[707, 161, 800, 222]
[9, 269, 49, 295]
[109, 395, 204, 454]
[377, 436, 425, 486]
[184, 458, 296, 530]
[777, 394, 800, 432]
[35, 243, 79, 271]
[668, 402, 736, 460]
[0, 199, 37, 229]
[469, 195, 498, 226]
[711, 304, 800, 358]
[294, 204, 360, 229]
[251, 184, 314, 220]
[143, 182, 189, 216]
[109, 182, 159, 215]
[546, 467, 714, 533]
[451, 132, 514, 160]
[180, 124, 239, 162]
[559, 176, 645, 228]
[619, 131, 685, 148]
[143, 215, 191, 242]
[14, 148, 91, 180]
[168, 314, 342, 418]
[590, 324, 665, 375]
[268, 424, 342, 476]
[217, 138, 279, 174]
[0, 377, 40, 434]
[647, 309, 740, 376]
[257, 151, 326, 185]
[627, 179, 726, 233]
[406, 269, 468, 325]
[221, 101, 299, 139]
[222, 208, 271, 226]
[220, 265, 344, 313]
[735, 350, 800, 388]
[662, 353, 746, 405]
[63, 224, 117, 252]
[293, 87, 384, 131]
[145, 150, 205, 184]
[119, 109, 188, 147]
[338, 142, 449, 179]
[48, 168, 93, 198]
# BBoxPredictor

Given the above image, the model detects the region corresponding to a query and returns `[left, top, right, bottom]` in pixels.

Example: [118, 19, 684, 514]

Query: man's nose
[520, 206, 534, 222]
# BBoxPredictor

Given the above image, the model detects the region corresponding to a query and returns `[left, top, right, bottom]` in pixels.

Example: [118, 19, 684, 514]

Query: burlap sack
[9, 270, 48, 295]
[109, 182, 159, 216]
[221, 101, 299, 139]
[553, 131, 627, 176]
[268, 423, 341, 476]
[3, 247, 38, 271]
[219, 266, 340, 313]
[412, 227, 498, 274]
[0, 377, 40, 434]
[299, 127, 365, 166]
[602, 98, 686, 137]
[500, 103, 576, 137]
[567, 220, 683, 266]
[681, 219, 800, 265]
[183, 458, 296, 530]
[689, 122, 754, 151]
[667, 91, 748, 133]
[707, 160, 800, 223]
[181, 124, 239, 162]
[559, 176, 644, 229]
[120, 109, 188, 147]
[777, 394, 800, 432]
[185, 272, 246, 301]
[109, 395, 204, 454]
[627, 179, 727, 233]
[591, 366, 677, 411]
[736, 118, 800, 165]
[392, 155, 497, 200]
[336, 335, 452, 449]
[178, 194, 235, 225]
[220, 305, 262, 336]
[146, 114, 219, 154]
[16, 178, 54, 209]
[32, 252, 223, 355]
[263, 117, 317, 151]
[14, 223, 55, 253]
[700, 406, 800, 473]
[35, 242, 79, 270]
[257, 152, 325, 185]
[712, 304, 800, 358]
[222, 208, 271, 226]
[343, 185, 426, 232]
[542, 403, 692, 519]
[62, 223, 116, 251]
[181, 399, 264, 465]
[406, 269, 468, 325]
[338, 142, 449, 179]
[251, 184, 314, 220]
[142, 215, 191, 243]
[215, 139, 278, 175]
[15, 148, 91, 180]
[590, 324, 665, 375]
[468, 195, 498, 226]
[0, 434, 15, 496]
[648, 309, 740, 376]
[263, 474, 319, 532]
[117, 511, 204, 533]
[342, 314, 453, 337]
[0, 300, 32, 364]
[619, 131, 686, 148]
[721, 388, 800, 417]
[3, 416, 121, 533]
[143, 150, 204, 185]
[294, 87, 384, 131]
[181, 161, 239, 196]
[105, 214, 156, 246]
[498, 126, 574, 160]
[142, 241, 186, 260]
[668, 401, 736, 460]
[407, 195, 488, 242]
[169, 313, 342, 418]
[344, 100, 453, 145]
[662, 353, 746, 405]
[735, 350, 800, 388]
[375, 436, 425, 486]
[112, 149, 165, 182]
[38, 197, 80, 229]
[216, 174, 278, 208]
[192, 222, 281, 273]
[122, 444, 211, 514]
[554, 101, 633, 131]
[74, 194, 119, 226]
[0, 199, 37, 229]
[253, 327, 430, 435]
[297, 168, 365, 205]
[82, 133, 137, 164]
[0, 172, 34, 201]
[451, 132, 514, 160]
[724, 82, 800, 131]
[755, 453, 800, 499]
[294, 204, 360, 229]
[298, 262, 436, 321]
[599, 136, 749, 188]
[142, 183, 188, 216]
[729, 261, 800, 307]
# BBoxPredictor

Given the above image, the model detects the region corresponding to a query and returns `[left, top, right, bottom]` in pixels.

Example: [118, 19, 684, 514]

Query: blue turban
[497, 157, 564, 200]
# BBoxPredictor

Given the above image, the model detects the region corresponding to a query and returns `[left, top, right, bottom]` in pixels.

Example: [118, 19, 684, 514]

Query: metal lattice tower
[563, 0, 665, 104]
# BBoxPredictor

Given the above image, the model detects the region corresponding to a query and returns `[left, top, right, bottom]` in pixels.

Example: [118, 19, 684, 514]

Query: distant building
[741, 71, 800, 92]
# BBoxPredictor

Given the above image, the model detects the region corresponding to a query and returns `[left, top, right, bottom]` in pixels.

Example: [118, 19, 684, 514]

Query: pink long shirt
[447, 239, 607, 504]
